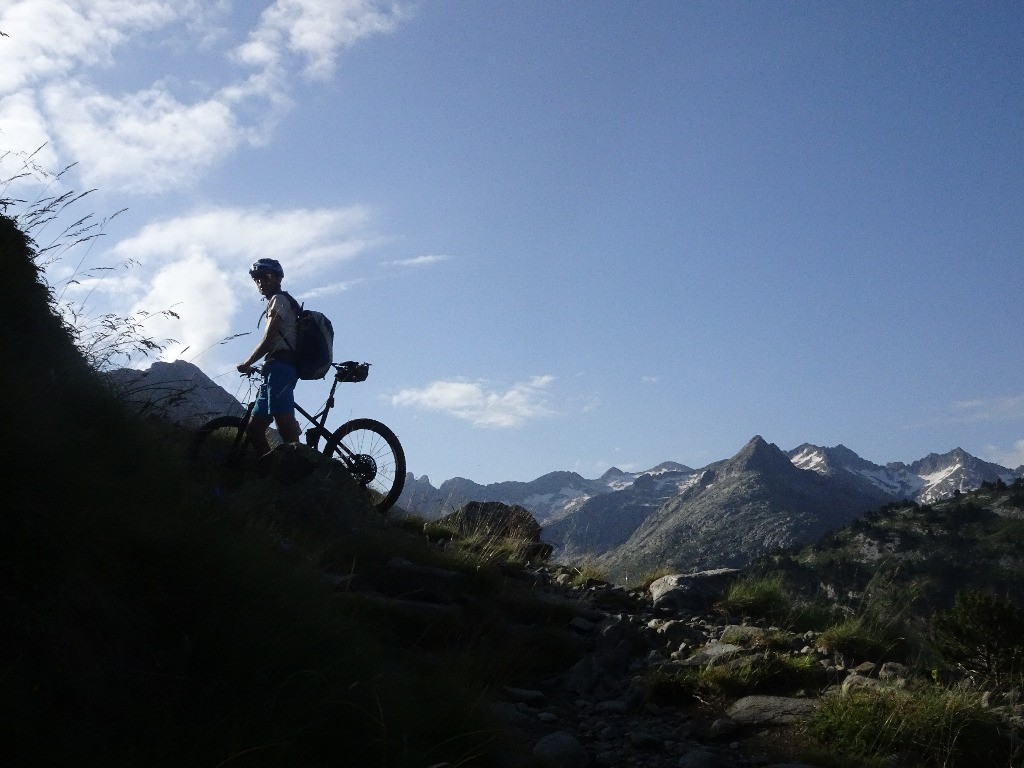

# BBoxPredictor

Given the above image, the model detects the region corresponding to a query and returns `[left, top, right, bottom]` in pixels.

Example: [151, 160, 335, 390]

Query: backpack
[280, 292, 334, 380]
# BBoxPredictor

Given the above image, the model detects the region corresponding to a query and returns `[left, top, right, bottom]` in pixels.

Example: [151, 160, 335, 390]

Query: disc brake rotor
[350, 454, 378, 485]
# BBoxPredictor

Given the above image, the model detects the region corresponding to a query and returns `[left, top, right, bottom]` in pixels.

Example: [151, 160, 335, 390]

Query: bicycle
[189, 361, 406, 513]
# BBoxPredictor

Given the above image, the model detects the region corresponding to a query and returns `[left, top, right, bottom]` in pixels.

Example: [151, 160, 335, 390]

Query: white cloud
[109, 205, 377, 272]
[0, 0, 179, 93]
[948, 394, 1024, 424]
[981, 440, 1024, 470]
[0, 0, 412, 194]
[128, 249, 238, 365]
[43, 82, 242, 193]
[237, 0, 412, 81]
[298, 278, 367, 300]
[0, 95, 58, 175]
[392, 375, 556, 428]
[48, 203, 384, 371]
[385, 253, 450, 268]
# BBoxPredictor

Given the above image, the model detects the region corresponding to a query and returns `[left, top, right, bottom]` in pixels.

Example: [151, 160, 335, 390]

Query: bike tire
[324, 418, 406, 514]
[189, 416, 252, 490]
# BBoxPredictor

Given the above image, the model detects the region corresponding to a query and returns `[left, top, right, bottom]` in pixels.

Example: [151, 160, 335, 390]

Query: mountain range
[399, 436, 1022, 584]
[110, 360, 1023, 583]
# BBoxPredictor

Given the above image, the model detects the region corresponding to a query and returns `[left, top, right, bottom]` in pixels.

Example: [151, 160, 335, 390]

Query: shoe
[256, 444, 287, 476]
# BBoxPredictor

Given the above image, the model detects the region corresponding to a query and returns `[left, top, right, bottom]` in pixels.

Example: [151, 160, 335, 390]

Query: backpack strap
[280, 291, 303, 315]
[265, 291, 302, 359]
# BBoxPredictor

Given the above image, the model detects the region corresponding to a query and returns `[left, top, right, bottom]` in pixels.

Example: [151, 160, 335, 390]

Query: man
[237, 258, 301, 453]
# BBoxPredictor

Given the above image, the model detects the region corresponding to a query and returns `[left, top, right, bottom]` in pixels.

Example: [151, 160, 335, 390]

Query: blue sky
[3, 1, 1022, 483]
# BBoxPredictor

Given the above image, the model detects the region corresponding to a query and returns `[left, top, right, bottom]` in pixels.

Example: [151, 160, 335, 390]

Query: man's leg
[274, 411, 301, 443]
[263, 359, 301, 445]
[247, 413, 273, 454]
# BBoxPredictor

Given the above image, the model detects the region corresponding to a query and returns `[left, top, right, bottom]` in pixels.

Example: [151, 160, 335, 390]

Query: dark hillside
[0, 212, 562, 767]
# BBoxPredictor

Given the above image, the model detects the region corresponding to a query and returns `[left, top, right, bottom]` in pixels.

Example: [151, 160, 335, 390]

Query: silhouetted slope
[1, 213, 525, 767]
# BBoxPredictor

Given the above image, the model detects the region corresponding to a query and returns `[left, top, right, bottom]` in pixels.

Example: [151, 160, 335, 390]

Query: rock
[841, 673, 885, 695]
[719, 624, 774, 647]
[629, 730, 663, 750]
[566, 655, 618, 698]
[662, 619, 708, 648]
[726, 695, 819, 725]
[677, 746, 736, 767]
[570, 616, 597, 633]
[879, 662, 909, 681]
[681, 641, 744, 667]
[649, 569, 741, 612]
[533, 731, 591, 767]
[490, 700, 533, 727]
[439, 500, 543, 541]
[378, 557, 467, 602]
[504, 687, 547, 706]
[851, 661, 877, 677]
[708, 717, 738, 737]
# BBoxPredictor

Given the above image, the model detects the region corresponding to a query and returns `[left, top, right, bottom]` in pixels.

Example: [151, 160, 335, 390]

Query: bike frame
[240, 365, 354, 456]
[197, 360, 404, 513]
[295, 375, 344, 452]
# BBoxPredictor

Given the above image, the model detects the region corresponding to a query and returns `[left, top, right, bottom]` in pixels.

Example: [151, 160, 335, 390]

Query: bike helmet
[249, 258, 284, 279]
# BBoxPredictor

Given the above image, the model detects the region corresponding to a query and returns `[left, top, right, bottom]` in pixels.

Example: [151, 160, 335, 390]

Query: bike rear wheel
[324, 418, 406, 513]
[189, 416, 255, 491]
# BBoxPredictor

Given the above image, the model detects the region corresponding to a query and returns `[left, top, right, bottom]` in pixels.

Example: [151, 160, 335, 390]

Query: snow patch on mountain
[787, 444, 1017, 505]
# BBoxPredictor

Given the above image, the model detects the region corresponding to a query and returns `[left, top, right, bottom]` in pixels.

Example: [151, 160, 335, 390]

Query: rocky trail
[331, 555, 870, 768]
[491, 566, 832, 768]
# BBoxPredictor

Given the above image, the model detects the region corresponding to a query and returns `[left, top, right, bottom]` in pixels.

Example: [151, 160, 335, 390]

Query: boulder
[726, 695, 819, 725]
[439, 501, 544, 541]
[648, 569, 741, 612]
[533, 730, 590, 767]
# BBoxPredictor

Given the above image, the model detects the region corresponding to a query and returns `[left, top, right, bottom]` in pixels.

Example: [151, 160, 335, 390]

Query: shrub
[717, 573, 837, 630]
[567, 559, 609, 587]
[719, 573, 789, 617]
[818, 616, 907, 665]
[931, 589, 1024, 688]
[808, 682, 1018, 767]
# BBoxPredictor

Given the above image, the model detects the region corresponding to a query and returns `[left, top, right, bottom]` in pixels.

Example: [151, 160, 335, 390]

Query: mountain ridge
[107, 360, 1023, 582]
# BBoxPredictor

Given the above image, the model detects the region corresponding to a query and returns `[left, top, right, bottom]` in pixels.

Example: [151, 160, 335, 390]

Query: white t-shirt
[265, 292, 299, 359]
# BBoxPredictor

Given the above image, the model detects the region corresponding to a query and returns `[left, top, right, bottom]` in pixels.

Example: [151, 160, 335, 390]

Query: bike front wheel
[324, 418, 406, 514]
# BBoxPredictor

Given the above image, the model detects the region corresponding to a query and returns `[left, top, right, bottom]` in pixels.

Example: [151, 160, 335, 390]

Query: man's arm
[237, 308, 287, 373]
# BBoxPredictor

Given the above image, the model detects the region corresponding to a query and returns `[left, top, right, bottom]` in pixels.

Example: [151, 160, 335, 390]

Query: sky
[2, 0, 1023, 484]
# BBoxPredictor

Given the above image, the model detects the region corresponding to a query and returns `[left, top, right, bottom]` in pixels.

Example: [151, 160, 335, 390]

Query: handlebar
[239, 361, 370, 383]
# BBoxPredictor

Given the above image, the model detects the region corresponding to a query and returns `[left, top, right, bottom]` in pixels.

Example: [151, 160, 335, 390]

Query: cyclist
[237, 258, 301, 453]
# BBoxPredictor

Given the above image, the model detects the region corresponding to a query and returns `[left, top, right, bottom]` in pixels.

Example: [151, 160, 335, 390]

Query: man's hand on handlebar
[237, 363, 260, 376]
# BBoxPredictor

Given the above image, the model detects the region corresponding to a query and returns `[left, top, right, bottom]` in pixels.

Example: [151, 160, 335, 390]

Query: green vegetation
[816, 616, 907, 665]
[721, 486, 1024, 766]
[808, 683, 1016, 767]
[649, 652, 826, 706]
[566, 559, 609, 588]
[716, 572, 840, 630]
[931, 589, 1024, 688]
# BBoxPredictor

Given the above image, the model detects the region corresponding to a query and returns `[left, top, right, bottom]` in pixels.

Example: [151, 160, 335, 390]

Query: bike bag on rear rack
[334, 361, 370, 383]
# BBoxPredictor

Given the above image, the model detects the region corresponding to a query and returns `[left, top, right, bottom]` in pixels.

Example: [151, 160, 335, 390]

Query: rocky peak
[727, 435, 796, 476]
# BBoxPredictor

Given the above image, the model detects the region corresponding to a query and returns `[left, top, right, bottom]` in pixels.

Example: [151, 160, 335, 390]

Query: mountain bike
[189, 361, 406, 513]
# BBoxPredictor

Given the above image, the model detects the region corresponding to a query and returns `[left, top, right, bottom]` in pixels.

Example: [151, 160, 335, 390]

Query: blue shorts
[253, 359, 298, 417]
